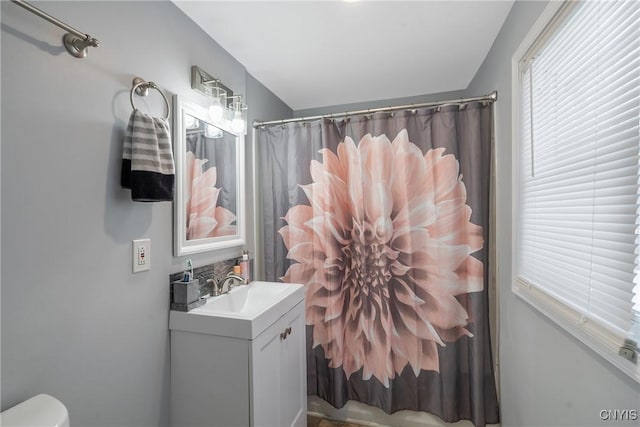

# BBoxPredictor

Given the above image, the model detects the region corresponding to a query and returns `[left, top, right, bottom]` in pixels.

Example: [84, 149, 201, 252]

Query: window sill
[512, 278, 639, 384]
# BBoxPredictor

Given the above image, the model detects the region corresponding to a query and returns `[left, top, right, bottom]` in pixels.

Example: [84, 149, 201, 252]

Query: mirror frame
[173, 95, 245, 256]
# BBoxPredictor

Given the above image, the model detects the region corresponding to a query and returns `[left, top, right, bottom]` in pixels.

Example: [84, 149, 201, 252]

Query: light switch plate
[133, 239, 151, 273]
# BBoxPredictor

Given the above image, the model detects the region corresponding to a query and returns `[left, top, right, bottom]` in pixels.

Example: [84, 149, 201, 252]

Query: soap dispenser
[240, 251, 250, 282]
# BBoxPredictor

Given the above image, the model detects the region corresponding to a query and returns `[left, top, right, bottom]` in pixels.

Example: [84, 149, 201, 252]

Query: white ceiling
[174, 1, 513, 111]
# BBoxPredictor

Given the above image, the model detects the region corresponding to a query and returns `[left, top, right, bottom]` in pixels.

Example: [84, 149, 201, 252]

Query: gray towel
[121, 110, 175, 201]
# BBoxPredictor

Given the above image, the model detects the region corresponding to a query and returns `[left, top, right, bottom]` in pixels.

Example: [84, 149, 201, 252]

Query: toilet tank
[1, 394, 69, 427]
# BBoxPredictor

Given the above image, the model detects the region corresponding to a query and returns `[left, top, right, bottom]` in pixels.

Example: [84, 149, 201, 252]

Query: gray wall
[247, 72, 293, 126]
[294, 89, 468, 118]
[466, 2, 640, 426]
[1, 1, 290, 426]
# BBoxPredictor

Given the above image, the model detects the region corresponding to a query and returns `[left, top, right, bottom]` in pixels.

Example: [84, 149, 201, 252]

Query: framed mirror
[173, 95, 245, 256]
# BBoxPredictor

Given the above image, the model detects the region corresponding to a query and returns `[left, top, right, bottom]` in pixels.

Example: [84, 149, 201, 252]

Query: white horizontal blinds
[518, 0, 640, 336]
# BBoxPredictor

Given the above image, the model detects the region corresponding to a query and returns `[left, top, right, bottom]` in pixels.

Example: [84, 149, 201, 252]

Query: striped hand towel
[121, 110, 175, 201]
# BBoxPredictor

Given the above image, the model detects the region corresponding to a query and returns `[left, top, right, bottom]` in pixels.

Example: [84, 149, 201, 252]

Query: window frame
[511, 0, 639, 383]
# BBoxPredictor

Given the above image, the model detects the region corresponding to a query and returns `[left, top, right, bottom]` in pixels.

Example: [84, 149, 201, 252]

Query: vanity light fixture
[190, 65, 247, 135]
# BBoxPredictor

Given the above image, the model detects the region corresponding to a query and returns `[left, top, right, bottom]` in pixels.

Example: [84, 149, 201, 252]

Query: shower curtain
[257, 102, 499, 427]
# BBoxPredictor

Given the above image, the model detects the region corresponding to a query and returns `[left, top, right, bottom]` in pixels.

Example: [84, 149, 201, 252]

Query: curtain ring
[366, 109, 373, 120]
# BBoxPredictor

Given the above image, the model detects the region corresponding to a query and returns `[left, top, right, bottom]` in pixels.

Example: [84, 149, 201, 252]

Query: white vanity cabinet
[251, 301, 306, 427]
[169, 282, 306, 427]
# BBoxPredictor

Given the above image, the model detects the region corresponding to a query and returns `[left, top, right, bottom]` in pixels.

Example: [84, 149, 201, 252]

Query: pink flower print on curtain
[279, 129, 484, 387]
[185, 151, 237, 239]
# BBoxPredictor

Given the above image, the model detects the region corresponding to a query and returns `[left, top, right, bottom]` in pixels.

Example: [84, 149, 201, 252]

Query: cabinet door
[252, 318, 281, 427]
[251, 301, 306, 427]
[279, 303, 306, 427]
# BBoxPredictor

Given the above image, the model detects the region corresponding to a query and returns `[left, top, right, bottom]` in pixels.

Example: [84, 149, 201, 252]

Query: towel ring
[130, 77, 170, 120]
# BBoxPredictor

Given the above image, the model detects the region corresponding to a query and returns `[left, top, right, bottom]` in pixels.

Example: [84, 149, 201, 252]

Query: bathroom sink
[169, 281, 304, 339]
[198, 281, 293, 315]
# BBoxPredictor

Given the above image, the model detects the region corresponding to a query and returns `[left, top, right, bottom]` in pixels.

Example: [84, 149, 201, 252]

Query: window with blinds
[514, 0, 639, 377]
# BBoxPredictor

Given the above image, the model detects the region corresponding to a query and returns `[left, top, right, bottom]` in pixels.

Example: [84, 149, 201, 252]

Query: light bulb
[184, 115, 199, 129]
[230, 111, 245, 133]
[208, 100, 224, 122]
[205, 124, 223, 139]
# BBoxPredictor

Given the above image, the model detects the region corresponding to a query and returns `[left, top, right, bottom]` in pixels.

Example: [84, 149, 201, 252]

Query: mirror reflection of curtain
[186, 130, 237, 213]
[257, 103, 499, 427]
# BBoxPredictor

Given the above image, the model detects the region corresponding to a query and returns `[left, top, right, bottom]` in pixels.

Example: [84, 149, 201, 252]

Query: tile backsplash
[169, 258, 237, 302]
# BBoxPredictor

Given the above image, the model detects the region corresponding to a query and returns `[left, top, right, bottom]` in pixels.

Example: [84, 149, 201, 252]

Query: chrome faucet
[207, 273, 247, 296]
[219, 273, 247, 293]
[206, 278, 218, 297]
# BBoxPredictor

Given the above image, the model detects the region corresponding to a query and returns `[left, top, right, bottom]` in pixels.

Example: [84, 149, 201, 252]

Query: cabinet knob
[280, 327, 293, 340]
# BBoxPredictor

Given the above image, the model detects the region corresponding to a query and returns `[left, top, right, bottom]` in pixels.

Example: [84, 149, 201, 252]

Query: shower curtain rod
[253, 91, 497, 128]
